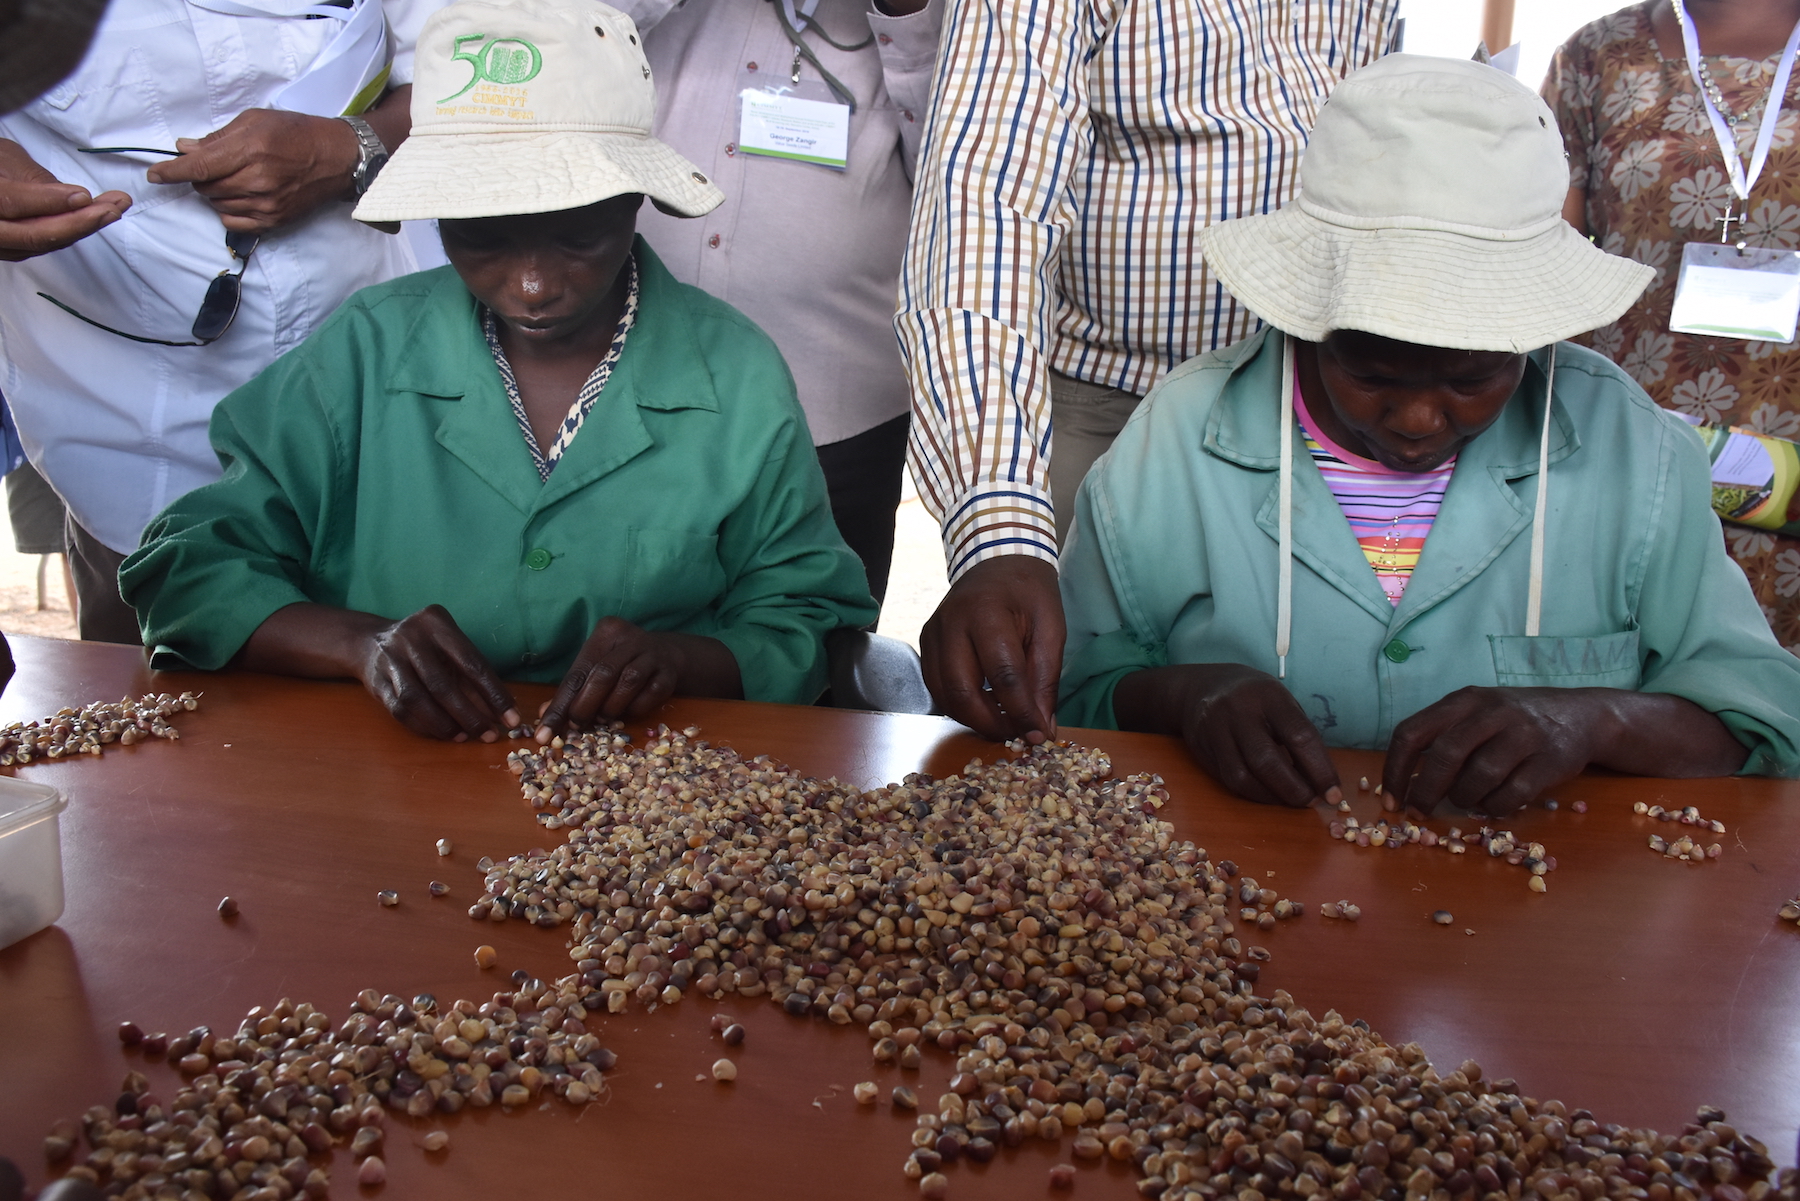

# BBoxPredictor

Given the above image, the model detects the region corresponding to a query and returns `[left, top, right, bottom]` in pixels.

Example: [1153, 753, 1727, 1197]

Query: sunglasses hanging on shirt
[38, 228, 261, 347]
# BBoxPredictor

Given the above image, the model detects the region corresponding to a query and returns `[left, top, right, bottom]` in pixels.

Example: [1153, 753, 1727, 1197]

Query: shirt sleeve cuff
[941, 483, 1059, 583]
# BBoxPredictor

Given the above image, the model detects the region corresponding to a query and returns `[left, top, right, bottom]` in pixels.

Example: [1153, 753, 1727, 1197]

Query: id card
[1669, 242, 1800, 342]
[737, 72, 850, 171]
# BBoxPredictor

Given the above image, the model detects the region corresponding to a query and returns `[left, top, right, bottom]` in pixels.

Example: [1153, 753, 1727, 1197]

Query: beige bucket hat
[354, 0, 723, 224]
[1198, 54, 1652, 353]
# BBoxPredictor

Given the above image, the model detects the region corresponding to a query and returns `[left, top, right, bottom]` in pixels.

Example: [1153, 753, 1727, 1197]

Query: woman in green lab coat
[121, 0, 876, 743]
[1057, 56, 1800, 815]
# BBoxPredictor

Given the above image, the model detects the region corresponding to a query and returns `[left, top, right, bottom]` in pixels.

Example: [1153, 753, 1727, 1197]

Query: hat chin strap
[1277, 336, 1295, 678]
[1526, 343, 1557, 638]
[1274, 338, 1558, 677]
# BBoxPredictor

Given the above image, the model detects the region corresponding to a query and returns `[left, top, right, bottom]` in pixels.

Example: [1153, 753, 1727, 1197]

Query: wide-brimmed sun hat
[353, 0, 723, 224]
[1198, 54, 1652, 352]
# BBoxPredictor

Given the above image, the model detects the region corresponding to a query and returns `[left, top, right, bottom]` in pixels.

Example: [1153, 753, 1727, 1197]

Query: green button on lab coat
[121, 240, 878, 704]
[1057, 329, 1800, 777]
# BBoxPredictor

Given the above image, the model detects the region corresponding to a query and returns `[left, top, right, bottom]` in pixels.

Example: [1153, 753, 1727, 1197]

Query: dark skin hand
[240, 195, 743, 741]
[146, 86, 414, 235]
[1111, 330, 1749, 815]
[1562, 0, 1800, 233]
[0, 138, 131, 261]
[1114, 663, 1344, 808]
[920, 554, 1062, 743]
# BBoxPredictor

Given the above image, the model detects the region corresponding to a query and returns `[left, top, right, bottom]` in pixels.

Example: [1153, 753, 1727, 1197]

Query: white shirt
[625, 0, 941, 447]
[0, 0, 445, 553]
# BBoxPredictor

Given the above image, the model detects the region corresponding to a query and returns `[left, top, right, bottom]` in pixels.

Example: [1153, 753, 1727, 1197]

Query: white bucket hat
[353, 0, 723, 224]
[1198, 54, 1652, 353]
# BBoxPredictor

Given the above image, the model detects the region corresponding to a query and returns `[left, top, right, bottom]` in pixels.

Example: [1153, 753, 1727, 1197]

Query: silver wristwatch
[338, 114, 389, 197]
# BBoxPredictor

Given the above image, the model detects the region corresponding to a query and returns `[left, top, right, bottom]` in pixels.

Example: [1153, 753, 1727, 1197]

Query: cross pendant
[1717, 204, 1746, 243]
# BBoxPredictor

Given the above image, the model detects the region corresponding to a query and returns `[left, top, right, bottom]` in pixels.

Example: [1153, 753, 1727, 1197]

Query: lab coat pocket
[1488, 630, 1642, 689]
[626, 527, 728, 627]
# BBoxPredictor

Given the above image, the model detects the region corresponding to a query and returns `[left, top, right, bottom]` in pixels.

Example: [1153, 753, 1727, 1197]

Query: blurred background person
[1545, 0, 1800, 649]
[625, 0, 941, 609]
[0, 0, 447, 642]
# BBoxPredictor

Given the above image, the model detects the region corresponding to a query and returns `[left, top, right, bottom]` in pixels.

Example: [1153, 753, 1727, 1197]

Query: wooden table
[3, 635, 1798, 1199]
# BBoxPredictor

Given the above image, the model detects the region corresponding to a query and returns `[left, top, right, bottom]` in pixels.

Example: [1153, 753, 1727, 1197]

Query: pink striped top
[1295, 383, 1456, 605]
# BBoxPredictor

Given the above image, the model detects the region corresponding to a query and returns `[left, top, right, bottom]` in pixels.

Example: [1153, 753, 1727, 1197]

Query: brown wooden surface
[3, 634, 1799, 1198]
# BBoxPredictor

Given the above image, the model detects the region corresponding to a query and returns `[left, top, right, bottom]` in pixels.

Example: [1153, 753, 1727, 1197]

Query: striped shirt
[1296, 384, 1454, 606]
[895, 0, 1397, 579]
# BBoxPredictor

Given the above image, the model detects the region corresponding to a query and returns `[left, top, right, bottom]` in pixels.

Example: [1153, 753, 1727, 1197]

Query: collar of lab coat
[1203, 327, 1582, 633]
[385, 237, 720, 518]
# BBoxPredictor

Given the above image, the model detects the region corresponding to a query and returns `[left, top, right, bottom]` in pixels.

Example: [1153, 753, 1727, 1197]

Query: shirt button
[525, 548, 553, 571]
[708, 234, 720, 248]
[1383, 638, 1411, 664]
[903, 110, 915, 121]
[725, 142, 736, 156]
[747, 61, 758, 71]
[520, 651, 538, 665]
[878, 33, 892, 43]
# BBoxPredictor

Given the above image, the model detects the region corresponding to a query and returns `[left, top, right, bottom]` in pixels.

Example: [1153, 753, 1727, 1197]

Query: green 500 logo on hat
[354, 0, 724, 226]
[439, 34, 543, 102]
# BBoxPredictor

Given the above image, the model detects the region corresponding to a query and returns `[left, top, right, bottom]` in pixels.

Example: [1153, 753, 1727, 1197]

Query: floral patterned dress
[1544, 1, 1800, 650]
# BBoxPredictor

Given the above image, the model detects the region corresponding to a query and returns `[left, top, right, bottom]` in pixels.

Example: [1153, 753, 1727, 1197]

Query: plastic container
[0, 775, 67, 950]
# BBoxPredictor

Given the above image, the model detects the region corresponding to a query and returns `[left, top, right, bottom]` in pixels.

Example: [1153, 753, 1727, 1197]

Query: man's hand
[920, 555, 1064, 742]
[535, 618, 742, 740]
[354, 605, 520, 742]
[0, 139, 130, 262]
[1115, 663, 1341, 807]
[146, 109, 360, 234]
[1383, 686, 1597, 817]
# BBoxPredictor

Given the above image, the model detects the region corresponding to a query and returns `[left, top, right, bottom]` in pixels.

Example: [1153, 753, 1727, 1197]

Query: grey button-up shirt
[624, 0, 941, 447]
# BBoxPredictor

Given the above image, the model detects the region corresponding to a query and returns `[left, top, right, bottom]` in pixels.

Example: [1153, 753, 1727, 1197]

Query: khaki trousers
[1049, 370, 1143, 546]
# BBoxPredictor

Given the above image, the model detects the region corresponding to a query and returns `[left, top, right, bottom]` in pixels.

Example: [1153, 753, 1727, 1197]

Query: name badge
[1669, 241, 1800, 343]
[737, 73, 850, 171]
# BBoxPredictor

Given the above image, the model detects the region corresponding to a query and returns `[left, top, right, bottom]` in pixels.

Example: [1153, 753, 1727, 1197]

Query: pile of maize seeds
[478, 725, 1781, 1199]
[0, 692, 198, 764]
[43, 978, 615, 1199]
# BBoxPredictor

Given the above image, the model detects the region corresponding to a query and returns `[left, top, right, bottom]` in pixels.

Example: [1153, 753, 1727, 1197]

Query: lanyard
[769, 0, 870, 110]
[1672, 0, 1800, 238]
[779, 0, 823, 34]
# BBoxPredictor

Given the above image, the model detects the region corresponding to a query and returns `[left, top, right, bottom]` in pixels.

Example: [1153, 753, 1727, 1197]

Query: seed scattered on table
[919, 1171, 949, 1199]
[1432, 910, 1453, 925]
[357, 1155, 386, 1187]
[1528, 875, 1548, 893]
[422, 1131, 450, 1152]
[1049, 1163, 1077, 1190]
[711, 1057, 737, 1081]
[1780, 897, 1800, 925]
[854, 1081, 878, 1104]
[429, 880, 450, 897]
[216, 895, 238, 919]
[474, 944, 498, 969]
[377, 890, 398, 907]
[891, 1085, 917, 1110]
[436, 838, 453, 856]
[1571, 799, 1588, 813]
[721, 1023, 745, 1046]
[0, 691, 199, 764]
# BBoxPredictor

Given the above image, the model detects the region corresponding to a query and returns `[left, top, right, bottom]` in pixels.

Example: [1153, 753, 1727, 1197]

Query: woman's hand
[1383, 685, 1749, 816]
[240, 602, 519, 742]
[356, 606, 520, 742]
[534, 617, 742, 740]
[1382, 687, 1594, 816]
[1113, 664, 1342, 807]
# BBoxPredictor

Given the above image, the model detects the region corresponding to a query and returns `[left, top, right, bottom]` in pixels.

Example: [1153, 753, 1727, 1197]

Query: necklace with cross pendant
[1717, 203, 1747, 243]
